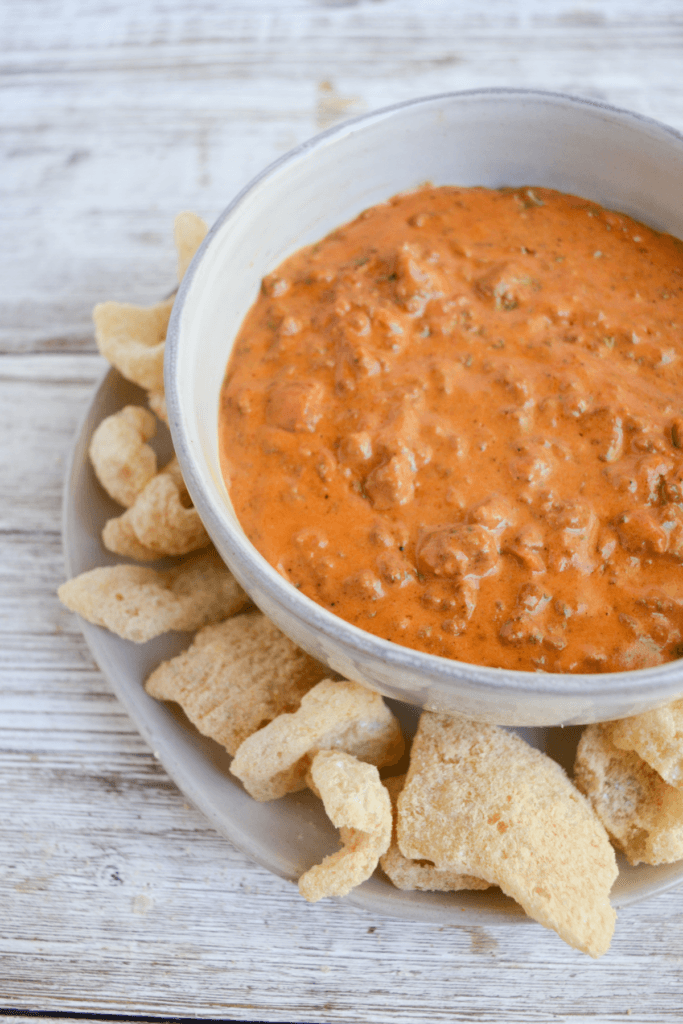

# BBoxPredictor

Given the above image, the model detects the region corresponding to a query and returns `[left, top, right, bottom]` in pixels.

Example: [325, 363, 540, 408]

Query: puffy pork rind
[94, 297, 173, 393]
[174, 211, 208, 281]
[101, 513, 163, 562]
[398, 712, 617, 958]
[145, 610, 327, 755]
[230, 679, 405, 802]
[103, 457, 210, 560]
[58, 548, 248, 643]
[380, 774, 490, 893]
[610, 699, 683, 788]
[575, 723, 683, 866]
[298, 750, 392, 902]
[126, 465, 209, 554]
[89, 405, 158, 508]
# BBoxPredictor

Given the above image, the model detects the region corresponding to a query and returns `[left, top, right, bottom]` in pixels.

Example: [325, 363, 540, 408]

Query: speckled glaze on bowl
[166, 88, 683, 727]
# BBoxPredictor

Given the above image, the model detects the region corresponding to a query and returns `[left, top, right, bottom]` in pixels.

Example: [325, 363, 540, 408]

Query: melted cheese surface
[219, 186, 683, 673]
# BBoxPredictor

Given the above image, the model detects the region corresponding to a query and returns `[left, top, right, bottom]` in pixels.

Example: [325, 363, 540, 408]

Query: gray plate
[62, 368, 683, 924]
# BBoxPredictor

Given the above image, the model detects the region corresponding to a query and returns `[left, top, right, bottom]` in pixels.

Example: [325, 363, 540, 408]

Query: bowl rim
[166, 86, 683, 705]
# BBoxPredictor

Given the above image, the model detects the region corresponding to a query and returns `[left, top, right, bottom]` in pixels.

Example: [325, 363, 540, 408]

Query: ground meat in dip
[219, 186, 683, 673]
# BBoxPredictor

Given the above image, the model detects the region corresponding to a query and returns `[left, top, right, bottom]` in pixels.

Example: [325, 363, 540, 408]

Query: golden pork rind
[58, 548, 249, 643]
[94, 297, 172, 393]
[103, 457, 210, 560]
[298, 750, 392, 902]
[380, 774, 490, 893]
[89, 405, 158, 508]
[101, 514, 162, 561]
[174, 211, 208, 281]
[575, 723, 683, 866]
[126, 462, 209, 555]
[610, 699, 683, 788]
[145, 610, 327, 755]
[230, 679, 405, 802]
[398, 712, 617, 958]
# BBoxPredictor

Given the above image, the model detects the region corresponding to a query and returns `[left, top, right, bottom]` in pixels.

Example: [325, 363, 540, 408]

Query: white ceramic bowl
[166, 88, 683, 727]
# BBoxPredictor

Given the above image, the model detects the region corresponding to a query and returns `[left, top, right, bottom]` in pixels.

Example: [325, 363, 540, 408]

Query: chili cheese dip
[219, 186, 683, 673]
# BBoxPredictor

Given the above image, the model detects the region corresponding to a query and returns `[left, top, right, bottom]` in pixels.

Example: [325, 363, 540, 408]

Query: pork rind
[145, 610, 327, 755]
[126, 461, 209, 555]
[575, 723, 683, 866]
[610, 699, 683, 788]
[174, 211, 208, 281]
[94, 297, 173, 393]
[380, 774, 490, 893]
[101, 514, 163, 562]
[58, 548, 249, 643]
[89, 405, 158, 508]
[298, 750, 392, 902]
[230, 678, 405, 802]
[103, 457, 210, 560]
[398, 712, 617, 958]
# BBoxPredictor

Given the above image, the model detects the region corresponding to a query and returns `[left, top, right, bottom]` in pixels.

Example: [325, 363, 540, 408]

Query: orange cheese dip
[219, 186, 683, 673]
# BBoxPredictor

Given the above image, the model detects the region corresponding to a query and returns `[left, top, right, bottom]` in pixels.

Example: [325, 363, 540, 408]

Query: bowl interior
[167, 90, 683, 726]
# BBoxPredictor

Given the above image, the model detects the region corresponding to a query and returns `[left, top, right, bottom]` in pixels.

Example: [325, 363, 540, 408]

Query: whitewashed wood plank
[4, 1, 683, 349]
[0, 353, 105, 532]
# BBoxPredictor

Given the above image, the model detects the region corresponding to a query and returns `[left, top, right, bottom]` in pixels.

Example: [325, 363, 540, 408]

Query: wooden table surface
[4, 2, 683, 1020]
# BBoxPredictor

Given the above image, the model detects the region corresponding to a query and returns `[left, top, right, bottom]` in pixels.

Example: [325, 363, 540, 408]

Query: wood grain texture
[4, 1, 683, 1019]
[4, 0, 683, 349]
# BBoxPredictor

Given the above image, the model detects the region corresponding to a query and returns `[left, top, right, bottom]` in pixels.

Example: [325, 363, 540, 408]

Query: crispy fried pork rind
[94, 297, 172, 393]
[298, 750, 392, 902]
[89, 405, 158, 508]
[101, 514, 163, 561]
[103, 457, 210, 560]
[58, 548, 249, 643]
[174, 211, 208, 281]
[610, 699, 683, 788]
[126, 464, 209, 554]
[380, 775, 490, 893]
[575, 723, 683, 866]
[229, 679, 405, 802]
[398, 712, 617, 958]
[145, 610, 327, 755]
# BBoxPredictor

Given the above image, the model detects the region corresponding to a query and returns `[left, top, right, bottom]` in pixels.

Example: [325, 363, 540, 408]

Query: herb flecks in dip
[219, 186, 683, 673]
